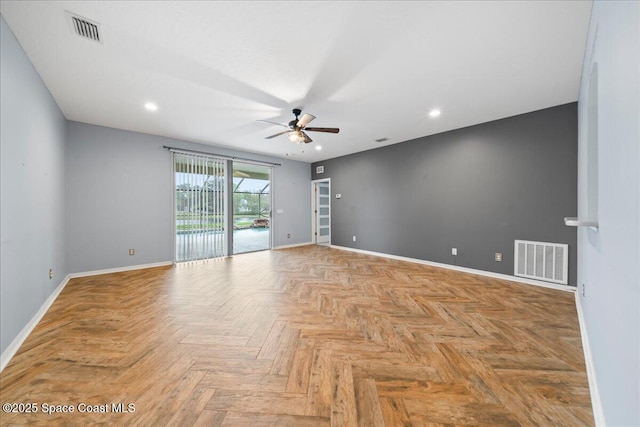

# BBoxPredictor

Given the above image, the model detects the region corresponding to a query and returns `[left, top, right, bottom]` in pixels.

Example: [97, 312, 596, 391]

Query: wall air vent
[514, 240, 568, 285]
[65, 11, 102, 44]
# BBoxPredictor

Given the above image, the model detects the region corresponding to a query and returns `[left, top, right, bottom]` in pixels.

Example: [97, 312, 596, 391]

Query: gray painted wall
[66, 121, 311, 273]
[312, 103, 578, 284]
[577, 2, 639, 424]
[0, 16, 67, 354]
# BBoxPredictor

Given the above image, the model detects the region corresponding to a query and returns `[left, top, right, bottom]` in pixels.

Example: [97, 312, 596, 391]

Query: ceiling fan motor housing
[289, 108, 302, 129]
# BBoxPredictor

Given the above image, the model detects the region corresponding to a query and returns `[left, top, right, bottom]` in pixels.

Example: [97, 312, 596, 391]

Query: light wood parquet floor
[0, 245, 593, 426]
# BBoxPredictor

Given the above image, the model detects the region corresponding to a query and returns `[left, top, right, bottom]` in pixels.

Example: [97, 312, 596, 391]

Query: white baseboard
[1, 261, 174, 372]
[1, 275, 71, 372]
[273, 241, 314, 250]
[69, 261, 173, 279]
[330, 245, 576, 292]
[575, 293, 605, 426]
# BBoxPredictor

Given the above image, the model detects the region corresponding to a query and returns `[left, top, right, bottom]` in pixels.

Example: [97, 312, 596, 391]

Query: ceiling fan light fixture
[288, 131, 304, 144]
[260, 109, 338, 143]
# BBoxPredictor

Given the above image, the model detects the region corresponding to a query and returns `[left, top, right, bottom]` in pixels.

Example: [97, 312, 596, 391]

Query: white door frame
[311, 178, 331, 245]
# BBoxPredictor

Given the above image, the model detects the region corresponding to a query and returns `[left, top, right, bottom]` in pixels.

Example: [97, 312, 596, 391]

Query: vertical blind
[174, 152, 226, 262]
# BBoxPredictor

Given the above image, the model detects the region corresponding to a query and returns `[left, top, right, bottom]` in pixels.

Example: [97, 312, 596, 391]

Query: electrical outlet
[49, 269, 53, 279]
[353, 236, 357, 242]
[129, 249, 135, 256]
[495, 252, 503, 262]
[451, 248, 457, 256]
[287, 233, 291, 239]
[581, 283, 586, 297]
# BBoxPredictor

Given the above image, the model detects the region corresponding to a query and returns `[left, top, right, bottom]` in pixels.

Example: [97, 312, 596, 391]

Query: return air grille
[514, 240, 568, 285]
[65, 11, 102, 43]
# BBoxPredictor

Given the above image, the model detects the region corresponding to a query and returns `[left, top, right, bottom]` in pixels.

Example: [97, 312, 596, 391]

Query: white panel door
[315, 181, 330, 244]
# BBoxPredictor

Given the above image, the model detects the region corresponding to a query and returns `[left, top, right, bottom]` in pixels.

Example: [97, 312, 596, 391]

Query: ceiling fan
[258, 108, 339, 144]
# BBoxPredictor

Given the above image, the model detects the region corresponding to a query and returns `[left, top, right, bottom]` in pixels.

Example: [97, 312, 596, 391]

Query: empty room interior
[1, 1, 638, 426]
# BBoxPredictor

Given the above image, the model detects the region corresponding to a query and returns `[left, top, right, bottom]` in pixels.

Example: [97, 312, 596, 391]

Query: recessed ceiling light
[144, 102, 158, 111]
[429, 109, 441, 118]
[315, 145, 322, 151]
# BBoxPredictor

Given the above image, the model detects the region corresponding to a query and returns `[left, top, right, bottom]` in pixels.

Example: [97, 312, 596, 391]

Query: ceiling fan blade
[301, 131, 313, 143]
[265, 130, 291, 139]
[297, 113, 316, 128]
[256, 119, 288, 128]
[304, 127, 340, 134]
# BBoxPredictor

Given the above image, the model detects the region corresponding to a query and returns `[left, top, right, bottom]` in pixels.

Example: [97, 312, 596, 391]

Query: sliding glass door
[173, 152, 273, 261]
[174, 153, 226, 262]
[232, 163, 271, 254]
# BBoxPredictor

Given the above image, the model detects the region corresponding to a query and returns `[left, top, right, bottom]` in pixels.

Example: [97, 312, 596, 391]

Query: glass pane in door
[233, 163, 271, 254]
[316, 181, 330, 244]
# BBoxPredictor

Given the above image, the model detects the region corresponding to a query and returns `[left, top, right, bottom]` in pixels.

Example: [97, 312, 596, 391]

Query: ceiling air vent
[65, 11, 102, 43]
[375, 137, 389, 143]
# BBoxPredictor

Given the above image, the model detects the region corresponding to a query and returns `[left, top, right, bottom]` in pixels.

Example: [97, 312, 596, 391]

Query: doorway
[232, 162, 272, 254]
[312, 179, 331, 245]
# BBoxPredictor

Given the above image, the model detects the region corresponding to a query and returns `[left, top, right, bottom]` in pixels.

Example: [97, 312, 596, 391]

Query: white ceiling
[1, 1, 592, 163]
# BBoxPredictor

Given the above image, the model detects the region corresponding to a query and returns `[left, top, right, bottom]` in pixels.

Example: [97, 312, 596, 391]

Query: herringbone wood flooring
[1, 246, 593, 426]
